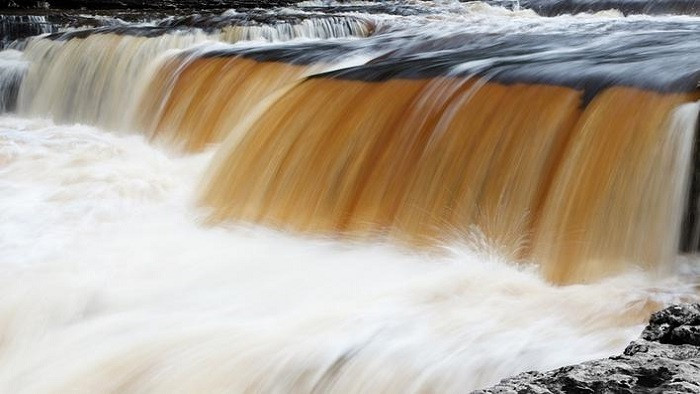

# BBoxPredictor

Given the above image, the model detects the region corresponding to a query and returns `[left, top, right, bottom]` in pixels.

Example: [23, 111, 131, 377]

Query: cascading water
[0, 15, 57, 49]
[0, 49, 26, 111]
[0, 0, 699, 392]
[17, 31, 214, 130]
[218, 16, 374, 42]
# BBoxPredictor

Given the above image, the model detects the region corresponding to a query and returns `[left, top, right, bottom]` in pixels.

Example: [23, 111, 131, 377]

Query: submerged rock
[475, 303, 700, 394]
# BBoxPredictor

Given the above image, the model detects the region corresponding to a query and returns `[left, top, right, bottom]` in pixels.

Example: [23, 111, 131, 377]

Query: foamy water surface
[0, 116, 697, 392]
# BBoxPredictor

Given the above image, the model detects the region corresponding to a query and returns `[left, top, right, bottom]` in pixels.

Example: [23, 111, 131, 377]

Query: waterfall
[0, 2, 699, 391]
[0, 49, 27, 112]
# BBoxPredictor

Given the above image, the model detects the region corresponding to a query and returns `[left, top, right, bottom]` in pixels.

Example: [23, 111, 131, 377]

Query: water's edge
[477, 304, 700, 393]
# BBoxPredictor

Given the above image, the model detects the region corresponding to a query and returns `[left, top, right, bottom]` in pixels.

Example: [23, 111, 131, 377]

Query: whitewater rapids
[0, 116, 696, 392]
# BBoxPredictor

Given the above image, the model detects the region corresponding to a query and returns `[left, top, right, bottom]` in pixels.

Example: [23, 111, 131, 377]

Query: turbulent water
[0, 116, 696, 392]
[1, 0, 700, 392]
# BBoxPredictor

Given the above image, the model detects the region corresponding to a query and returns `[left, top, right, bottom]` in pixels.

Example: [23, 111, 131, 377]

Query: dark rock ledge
[475, 304, 700, 394]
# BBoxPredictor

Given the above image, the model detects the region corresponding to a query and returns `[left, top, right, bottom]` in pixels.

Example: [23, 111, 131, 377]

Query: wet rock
[475, 303, 700, 394]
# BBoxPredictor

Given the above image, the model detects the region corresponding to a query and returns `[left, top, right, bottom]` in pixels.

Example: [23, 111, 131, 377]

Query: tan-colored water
[2, 5, 700, 392]
[202, 76, 700, 283]
[137, 57, 316, 151]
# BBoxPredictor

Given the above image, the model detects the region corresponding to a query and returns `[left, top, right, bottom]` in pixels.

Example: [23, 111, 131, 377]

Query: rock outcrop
[476, 304, 700, 393]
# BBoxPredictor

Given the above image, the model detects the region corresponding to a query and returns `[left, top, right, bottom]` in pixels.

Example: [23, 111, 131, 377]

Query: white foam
[0, 116, 696, 392]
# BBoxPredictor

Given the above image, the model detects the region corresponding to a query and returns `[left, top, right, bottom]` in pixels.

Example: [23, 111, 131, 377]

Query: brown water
[1, 1, 699, 392]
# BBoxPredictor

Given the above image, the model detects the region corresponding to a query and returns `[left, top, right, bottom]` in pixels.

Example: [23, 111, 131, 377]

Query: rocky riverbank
[476, 304, 700, 393]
